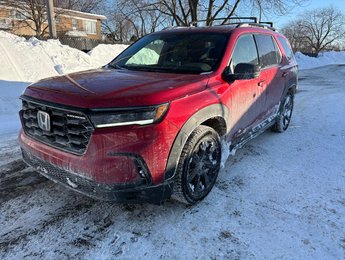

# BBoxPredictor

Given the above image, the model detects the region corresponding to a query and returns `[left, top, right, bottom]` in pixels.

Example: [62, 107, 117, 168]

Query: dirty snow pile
[0, 30, 127, 135]
[0, 30, 127, 82]
[296, 51, 345, 70]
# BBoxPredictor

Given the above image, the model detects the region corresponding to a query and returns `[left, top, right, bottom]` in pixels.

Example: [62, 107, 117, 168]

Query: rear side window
[231, 34, 259, 69]
[278, 36, 294, 61]
[254, 34, 280, 68]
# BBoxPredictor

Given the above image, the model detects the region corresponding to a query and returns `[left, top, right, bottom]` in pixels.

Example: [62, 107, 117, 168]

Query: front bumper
[22, 149, 173, 204]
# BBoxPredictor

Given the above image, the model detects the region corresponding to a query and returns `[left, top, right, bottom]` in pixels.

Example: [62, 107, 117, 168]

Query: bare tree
[280, 22, 308, 52]
[282, 7, 345, 54]
[55, 0, 106, 13]
[250, 0, 305, 22]
[102, 0, 170, 42]
[3, 0, 49, 37]
[154, 0, 306, 26]
[102, 0, 307, 42]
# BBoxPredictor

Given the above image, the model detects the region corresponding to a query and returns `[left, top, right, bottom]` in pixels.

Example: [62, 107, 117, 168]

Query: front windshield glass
[109, 33, 228, 74]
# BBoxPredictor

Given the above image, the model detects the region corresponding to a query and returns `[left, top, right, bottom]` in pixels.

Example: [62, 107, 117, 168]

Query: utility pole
[46, 0, 57, 38]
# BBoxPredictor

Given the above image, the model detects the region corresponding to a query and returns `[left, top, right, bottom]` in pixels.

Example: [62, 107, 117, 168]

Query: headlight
[89, 103, 169, 128]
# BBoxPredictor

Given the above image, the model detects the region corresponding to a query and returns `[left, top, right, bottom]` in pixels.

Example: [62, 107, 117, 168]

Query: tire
[172, 125, 221, 205]
[271, 91, 294, 133]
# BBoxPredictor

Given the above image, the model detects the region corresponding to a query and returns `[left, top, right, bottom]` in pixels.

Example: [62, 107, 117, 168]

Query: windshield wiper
[123, 66, 166, 72]
[107, 63, 125, 70]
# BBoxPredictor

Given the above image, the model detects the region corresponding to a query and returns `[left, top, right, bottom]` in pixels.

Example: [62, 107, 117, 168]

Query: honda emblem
[37, 111, 51, 131]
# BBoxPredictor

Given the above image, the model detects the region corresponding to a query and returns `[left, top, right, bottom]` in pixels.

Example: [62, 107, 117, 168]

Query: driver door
[225, 34, 264, 140]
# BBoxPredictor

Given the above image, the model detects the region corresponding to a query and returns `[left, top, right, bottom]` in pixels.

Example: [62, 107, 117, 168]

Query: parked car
[19, 19, 298, 205]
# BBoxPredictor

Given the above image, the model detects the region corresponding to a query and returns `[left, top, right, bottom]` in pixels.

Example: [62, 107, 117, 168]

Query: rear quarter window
[278, 36, 295, 61]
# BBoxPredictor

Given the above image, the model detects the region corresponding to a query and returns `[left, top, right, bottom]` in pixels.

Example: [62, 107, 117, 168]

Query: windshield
[109, 33, 228, 74]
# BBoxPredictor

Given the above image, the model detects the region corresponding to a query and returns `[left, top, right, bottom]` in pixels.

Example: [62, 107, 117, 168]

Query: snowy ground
[0, 65, 344, 259]
[0, 31, 345, 259]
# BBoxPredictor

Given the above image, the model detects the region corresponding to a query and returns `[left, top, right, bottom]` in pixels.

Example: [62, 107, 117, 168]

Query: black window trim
[253, 33, 282, 71]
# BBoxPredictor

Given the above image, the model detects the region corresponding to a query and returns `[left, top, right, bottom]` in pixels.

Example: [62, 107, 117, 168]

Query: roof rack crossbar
[189, 16, 258, 26]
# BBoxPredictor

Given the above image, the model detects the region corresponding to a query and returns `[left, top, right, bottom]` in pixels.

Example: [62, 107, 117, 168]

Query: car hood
[23, 68, 210, 108]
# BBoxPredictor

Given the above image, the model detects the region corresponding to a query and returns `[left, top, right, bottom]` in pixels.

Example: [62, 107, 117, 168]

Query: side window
[254, 34, 280, 68]
[278, 36, 295, 61]
[231, 34, 259, 71]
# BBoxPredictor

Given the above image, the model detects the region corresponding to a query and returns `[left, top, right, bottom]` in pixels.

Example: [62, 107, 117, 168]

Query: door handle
[258, 80, 265, 87]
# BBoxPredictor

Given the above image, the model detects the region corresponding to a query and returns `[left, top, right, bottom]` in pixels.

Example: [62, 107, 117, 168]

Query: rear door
[254, 34, 284, 119]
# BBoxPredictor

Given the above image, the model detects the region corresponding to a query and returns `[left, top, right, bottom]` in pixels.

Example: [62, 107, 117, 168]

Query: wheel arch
[164, 103, 229, 181]
[279, 79, 297, 111]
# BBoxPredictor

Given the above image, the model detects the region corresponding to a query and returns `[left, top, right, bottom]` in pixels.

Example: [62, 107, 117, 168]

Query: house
[0, 4, 106, 40]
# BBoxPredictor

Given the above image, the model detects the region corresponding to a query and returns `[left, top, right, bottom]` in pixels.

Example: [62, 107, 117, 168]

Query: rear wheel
[172, 125, 221, 205]
[272, 91, 294, 133]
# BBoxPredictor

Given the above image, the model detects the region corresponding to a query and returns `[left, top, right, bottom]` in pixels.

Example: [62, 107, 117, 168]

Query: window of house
[231, 34, 259, 70]
[72, 19, 78, 30]
[83, 20, 97, 34]
[10, 10, 28, 20]
[9, 10, 16, 18]
[254, 34, 280, 68]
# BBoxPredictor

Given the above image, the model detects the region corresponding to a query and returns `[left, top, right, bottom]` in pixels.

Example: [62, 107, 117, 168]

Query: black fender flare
[164, 103, 230, 181]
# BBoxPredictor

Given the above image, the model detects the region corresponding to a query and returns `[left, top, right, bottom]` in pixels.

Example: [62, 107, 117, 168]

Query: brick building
[0, 4, 106, 40]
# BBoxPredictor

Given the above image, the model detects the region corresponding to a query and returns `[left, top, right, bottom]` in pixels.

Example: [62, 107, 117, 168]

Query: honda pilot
[19, 19, 298, 205]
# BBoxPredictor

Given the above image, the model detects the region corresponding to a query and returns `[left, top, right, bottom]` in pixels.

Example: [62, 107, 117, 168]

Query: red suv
[19, 20, 298, 205]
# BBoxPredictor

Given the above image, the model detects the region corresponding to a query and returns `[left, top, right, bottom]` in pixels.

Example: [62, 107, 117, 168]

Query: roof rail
[189, 17, 258, 26]
[162, 26, 189, 31]
[237, 22, 277, 31]
[162, 18, 277, 32]
[259, 21, 274, 27]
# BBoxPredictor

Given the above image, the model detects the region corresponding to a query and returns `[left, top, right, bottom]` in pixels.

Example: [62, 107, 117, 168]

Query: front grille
[20, 99, 94, 155]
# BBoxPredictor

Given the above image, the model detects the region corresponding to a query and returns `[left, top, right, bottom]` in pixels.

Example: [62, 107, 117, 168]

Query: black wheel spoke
[187, 168, 199, 183]
[204, 157, 216, 168]
[194, 175, 202, 192]
[203, 172, 211, 187]
[190, 153, 200, 165]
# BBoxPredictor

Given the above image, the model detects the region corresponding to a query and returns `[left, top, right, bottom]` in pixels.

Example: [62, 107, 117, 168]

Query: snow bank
[296, 51, 345, 70]
[0, 30, 128, 82]
[0, 30, 128, 134]
[88, 44, 128, 67]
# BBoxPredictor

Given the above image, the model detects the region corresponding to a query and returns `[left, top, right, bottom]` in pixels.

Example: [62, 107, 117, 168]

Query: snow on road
[0, 65, 344, 259]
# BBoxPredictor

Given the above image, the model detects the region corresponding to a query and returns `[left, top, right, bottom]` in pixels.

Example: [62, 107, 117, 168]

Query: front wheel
[172, 125, 221, 205]
[272, 91, 294, 133]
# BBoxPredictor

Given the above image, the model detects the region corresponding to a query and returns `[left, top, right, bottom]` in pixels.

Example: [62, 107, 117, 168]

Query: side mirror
[222, 63, 260, 82]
